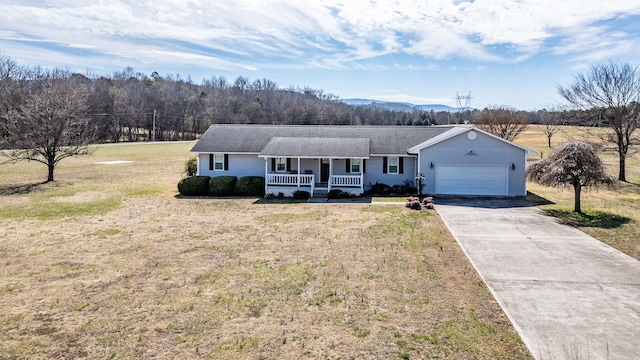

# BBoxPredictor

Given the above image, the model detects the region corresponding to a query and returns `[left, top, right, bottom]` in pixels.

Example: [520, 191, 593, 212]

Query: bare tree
[0, 53, 24, 131]
[1, 69, 94, 182]
[558, 62, 640, 181]
[539, 108, 561, 148]
[526, 141, 614, 213]
[474, 105, 529, 141]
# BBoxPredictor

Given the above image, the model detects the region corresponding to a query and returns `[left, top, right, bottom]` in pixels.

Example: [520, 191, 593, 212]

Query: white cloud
[1, 0, 640, 72]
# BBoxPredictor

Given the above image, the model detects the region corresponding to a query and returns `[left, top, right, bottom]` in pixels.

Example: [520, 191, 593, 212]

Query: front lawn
[0, 141, 530, 359]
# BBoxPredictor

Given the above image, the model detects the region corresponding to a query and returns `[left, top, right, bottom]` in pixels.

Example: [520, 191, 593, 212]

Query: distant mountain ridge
[342, 98, 461, 113]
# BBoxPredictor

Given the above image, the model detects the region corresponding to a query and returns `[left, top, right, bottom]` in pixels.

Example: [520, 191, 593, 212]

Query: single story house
[190, 124, 536, 197]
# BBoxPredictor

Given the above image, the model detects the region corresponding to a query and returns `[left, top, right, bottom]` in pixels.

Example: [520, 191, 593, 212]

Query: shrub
[388, 184, 417, 196]
[293, 190, 311, 200]
[235, 176, 265, 196]
[177, 176, 210, 196]
[367, 182, 390, 196]
[209, 176, 237, 196]
[184, 156, 197, 177]
[405, 196, 422, 210]
[328, 189, 349, 199]
[423, 197, 434, 209]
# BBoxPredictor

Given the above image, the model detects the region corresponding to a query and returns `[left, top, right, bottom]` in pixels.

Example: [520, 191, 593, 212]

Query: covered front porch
[258, 136, 369, 198]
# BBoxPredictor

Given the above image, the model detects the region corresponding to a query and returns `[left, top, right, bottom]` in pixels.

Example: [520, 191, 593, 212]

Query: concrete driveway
[436, 197, 640, 360]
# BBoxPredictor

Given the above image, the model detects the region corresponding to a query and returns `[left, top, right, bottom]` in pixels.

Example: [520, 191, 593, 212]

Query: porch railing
[329, 174, 363, 188]
[267, 174, 314, 186]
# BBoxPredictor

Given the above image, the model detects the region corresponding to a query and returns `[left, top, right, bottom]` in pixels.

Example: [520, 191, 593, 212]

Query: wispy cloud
[1, 0, 639, 72]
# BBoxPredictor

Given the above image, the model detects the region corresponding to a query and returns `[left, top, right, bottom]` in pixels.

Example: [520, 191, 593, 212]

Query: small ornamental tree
[526, 141, 614, 213]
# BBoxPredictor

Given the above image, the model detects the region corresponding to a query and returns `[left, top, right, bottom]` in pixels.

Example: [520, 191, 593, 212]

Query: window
[276, 157, 287, 172]
[351, 158, 361, 173]
[388, 157, 399, 174]
[213, 154, 225, 170]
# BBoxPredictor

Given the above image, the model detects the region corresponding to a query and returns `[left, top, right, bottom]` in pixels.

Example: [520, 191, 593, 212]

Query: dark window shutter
[209, 154, 213, 171]
[399, 157, 404, 174]
[346, 159, 351, 173]
[224, 154, 229, 171]
[363, 159, 366, 173]
[271, 158, 276, 171]
[383, 157, 387, 174]
[286, 158, 291, 171]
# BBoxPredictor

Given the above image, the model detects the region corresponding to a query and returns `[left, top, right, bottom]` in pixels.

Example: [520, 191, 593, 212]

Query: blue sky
[2, 0, 640, 110]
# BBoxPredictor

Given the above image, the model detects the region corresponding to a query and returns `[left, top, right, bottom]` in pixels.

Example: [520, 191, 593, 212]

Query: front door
[320, 159, 330, 183]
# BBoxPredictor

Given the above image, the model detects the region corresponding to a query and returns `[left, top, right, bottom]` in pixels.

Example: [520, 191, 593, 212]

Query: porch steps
[313, 189, 329, 198]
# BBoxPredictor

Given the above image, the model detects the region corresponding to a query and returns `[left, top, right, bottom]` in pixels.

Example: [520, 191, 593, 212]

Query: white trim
[213, 153, 225, 171]
[370, 153, 411, 157]
[407, 126, 537, 155]
[192, 151, 260, 155]
[387, 156, 399, 174]
[275, 157, 287, 172]
[259, 155, 369, 159]
[350, 158, 362, 173]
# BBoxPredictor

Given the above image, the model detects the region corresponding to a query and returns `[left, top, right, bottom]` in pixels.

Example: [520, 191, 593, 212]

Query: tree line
[1, 52, 638, 183]
[0, 54, 463, 146]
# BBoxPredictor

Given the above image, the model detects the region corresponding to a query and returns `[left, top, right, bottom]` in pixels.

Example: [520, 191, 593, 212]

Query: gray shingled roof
[190, 124, 454, 155]
[260, 137, 370, 158]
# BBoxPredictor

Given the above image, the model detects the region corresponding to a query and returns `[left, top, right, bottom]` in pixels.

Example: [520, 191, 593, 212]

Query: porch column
[328, 158, 333, 191]
[264, 158, 268, 195]
[297, 158, 301, 187]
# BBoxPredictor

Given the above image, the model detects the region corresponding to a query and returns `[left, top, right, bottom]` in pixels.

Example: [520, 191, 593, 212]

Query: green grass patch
[372, 196, 407, 202]
[0, 314, 23, 327]
[256, 210, 330, 223]
[544, 209, 632, 229]
[361, 204, 401, 213]
[88, 228, 122, 237]
[124, 186, 163, 197]
[0, 198, 122, 220]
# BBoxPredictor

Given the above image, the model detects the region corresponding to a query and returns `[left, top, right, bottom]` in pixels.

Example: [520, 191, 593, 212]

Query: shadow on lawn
[545, 209, 632, 229]
[525, 191, 555, 206]
[0, 181, 48, 195]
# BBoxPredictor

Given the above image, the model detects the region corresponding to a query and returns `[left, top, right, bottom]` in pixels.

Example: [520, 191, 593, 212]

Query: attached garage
[408, 127, 536, 197]
[435, 164, 509, 196]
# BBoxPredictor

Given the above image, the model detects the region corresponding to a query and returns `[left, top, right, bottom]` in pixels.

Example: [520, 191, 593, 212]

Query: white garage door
[435, 165, 508, 196]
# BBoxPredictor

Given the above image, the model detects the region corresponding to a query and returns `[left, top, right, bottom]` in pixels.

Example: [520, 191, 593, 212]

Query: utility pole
[455, 92, 472, 124]
[152, 109, 156, 142]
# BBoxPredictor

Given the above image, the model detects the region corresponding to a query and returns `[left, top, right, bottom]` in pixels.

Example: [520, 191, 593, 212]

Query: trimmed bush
[366, 182, 390, 196]
[328, 189, 348, 199]
[209, 176, 237, 196]
[177, 176, 210, 196]
[406, 196, 422, 210]
[235, 176, 265, 196]
[293, 190, 311, 200]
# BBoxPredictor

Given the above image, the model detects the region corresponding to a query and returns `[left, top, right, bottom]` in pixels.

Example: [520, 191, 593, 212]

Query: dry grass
[0, 142, 530, 359]
[519, 125, 640, 260]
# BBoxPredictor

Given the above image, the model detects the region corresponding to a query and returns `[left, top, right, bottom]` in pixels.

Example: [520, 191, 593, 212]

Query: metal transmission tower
[455, 91, 472, 123]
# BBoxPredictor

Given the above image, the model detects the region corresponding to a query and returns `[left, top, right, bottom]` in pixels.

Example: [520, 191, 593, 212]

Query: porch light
[429, 162, 434, 169]
[511, 163, 516, 170]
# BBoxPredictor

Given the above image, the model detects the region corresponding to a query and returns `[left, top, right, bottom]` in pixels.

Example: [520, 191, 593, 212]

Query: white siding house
[190, 124, 535, 197]
[408, 127, 532, 196]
